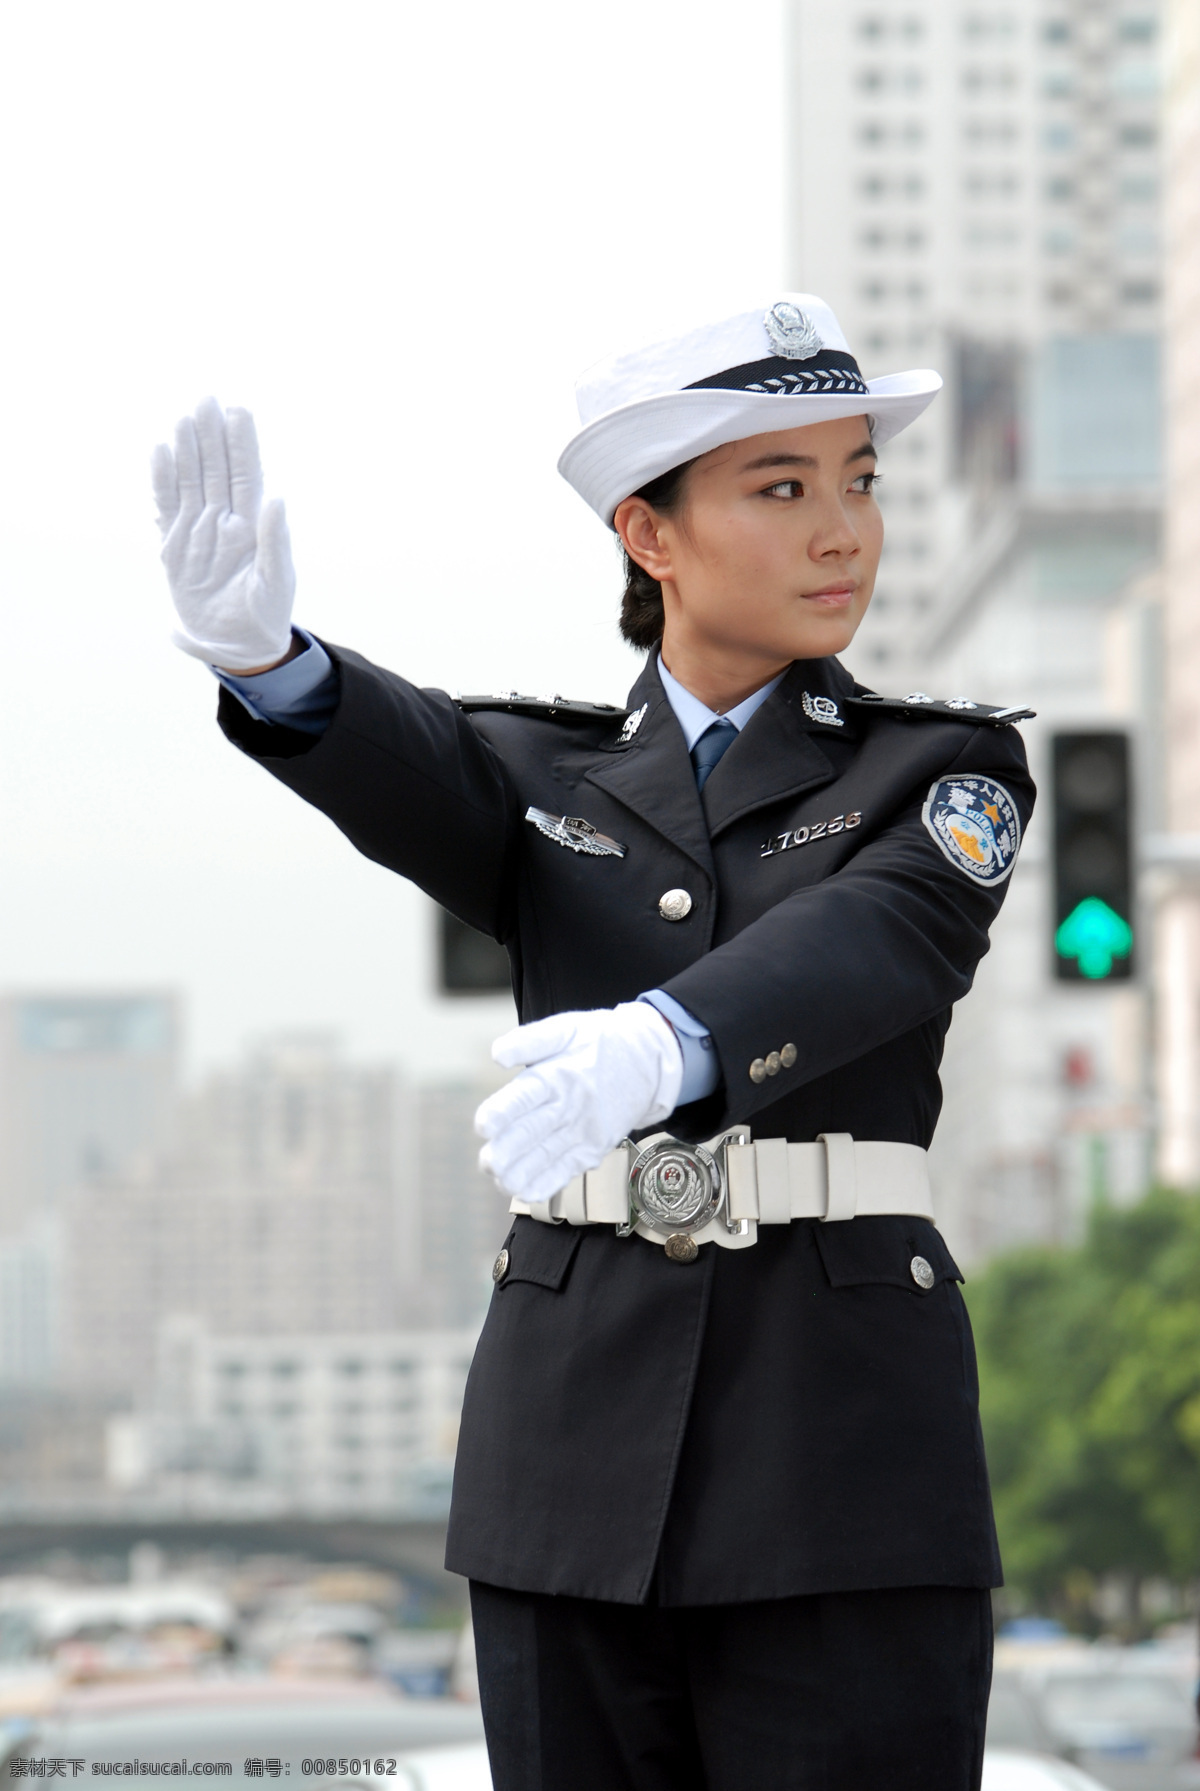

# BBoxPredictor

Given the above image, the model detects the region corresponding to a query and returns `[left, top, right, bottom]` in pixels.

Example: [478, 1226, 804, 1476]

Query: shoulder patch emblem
[922, 777, 1021, 885]
[801, 691, 843, 728]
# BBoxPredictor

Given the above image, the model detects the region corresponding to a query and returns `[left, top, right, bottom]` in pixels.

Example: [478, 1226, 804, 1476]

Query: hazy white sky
[0, 0, 788, 1079]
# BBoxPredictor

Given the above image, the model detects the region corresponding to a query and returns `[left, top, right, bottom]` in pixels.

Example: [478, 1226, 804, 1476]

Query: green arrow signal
[1055, 897, 1133, 979]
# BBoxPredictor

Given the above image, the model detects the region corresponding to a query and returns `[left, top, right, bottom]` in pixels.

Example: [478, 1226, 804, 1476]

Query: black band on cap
[686, 349, 868, 397]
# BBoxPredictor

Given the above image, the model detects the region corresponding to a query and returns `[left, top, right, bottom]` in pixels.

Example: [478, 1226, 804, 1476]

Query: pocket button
[492, 1248, 510, 1283]
[910, 1254, 935, 1290]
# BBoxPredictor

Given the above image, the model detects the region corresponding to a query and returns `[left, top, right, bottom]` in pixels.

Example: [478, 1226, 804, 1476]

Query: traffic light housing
[438, 908, 511, 995]
[1051, 731, 1134, 982]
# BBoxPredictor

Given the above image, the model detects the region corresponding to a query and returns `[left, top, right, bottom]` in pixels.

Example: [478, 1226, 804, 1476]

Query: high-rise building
[0, 993, 178, 1383]
[62, 1035, 410, 1396]
[786, 0, 1166, 1259]
[0, 993, 178, 1234]
[414, 1080, 511, 1330]
[109, 1319, 477, 1517]
[786, 0, 1163, 681]
[1153, 0, 1200, 1183]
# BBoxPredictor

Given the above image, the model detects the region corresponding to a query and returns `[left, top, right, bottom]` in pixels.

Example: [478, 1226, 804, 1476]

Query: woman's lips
[801, 584, 856, 608]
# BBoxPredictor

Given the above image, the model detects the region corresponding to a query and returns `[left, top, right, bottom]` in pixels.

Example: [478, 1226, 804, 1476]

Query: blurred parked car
[388, 1742, 1118, 1791]
[1034, 1670, 1199, 1784]
[5, 1676, 484, 1785]
[390, 1746, 490, 1791]
[988, 1672, 1063, 1755]
[983, 1752, 1115, 1790]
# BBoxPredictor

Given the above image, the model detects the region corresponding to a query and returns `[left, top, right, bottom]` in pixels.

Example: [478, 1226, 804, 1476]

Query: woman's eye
[763, 480, 803, 499]
[850, 471, 880, 494]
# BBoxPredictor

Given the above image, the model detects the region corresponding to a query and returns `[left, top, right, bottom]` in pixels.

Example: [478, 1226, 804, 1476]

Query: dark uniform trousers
[216, 647, 1033, 1791]
[471, 1580, 993, 1791]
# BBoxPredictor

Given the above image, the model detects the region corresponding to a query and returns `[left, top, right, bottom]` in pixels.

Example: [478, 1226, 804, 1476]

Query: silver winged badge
[525, 807, 626, 858]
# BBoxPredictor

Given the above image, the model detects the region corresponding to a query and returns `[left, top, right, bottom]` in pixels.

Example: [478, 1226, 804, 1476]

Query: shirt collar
[656, 654, 787, 752]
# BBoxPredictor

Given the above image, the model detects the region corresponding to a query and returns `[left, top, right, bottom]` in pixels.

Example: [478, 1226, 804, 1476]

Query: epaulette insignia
[847, 692, 1035, 727]
[456, 692, 628, 721]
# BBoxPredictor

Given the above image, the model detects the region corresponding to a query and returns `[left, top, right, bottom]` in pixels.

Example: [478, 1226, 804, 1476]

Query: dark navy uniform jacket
[218, 644, 1035, 1607]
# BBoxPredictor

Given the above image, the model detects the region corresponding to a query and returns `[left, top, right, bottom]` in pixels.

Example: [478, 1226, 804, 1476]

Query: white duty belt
[509, 1129, 934, 1260]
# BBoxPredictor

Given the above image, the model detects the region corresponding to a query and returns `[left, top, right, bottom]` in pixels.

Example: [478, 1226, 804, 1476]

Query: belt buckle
[622, 1135, 726, 1260]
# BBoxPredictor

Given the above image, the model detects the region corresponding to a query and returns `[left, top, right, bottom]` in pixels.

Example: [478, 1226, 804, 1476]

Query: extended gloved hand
[475, 1003, 684, 1205]
[151, 396, 296, 671]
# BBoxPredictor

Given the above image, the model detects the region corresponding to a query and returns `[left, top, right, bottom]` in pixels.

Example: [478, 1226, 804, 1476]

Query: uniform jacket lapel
[699, 659, 854, 839]
[584, 659, 716, 882]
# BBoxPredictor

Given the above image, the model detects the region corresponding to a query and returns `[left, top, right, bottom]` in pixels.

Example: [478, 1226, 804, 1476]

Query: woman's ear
[614, 497, 675, 582]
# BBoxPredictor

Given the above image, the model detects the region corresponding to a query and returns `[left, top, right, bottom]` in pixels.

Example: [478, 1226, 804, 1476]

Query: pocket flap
[495, 1216, 585, 1292]
[813, 1216, 962, 1294]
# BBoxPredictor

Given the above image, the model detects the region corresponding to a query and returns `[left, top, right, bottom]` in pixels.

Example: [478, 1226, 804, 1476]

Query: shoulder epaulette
[456, 692, 628, 722]
[846, 692, 1035, 727]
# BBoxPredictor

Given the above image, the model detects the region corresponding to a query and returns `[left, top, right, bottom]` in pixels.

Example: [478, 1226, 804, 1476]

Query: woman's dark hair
[618, 458, 697, 651]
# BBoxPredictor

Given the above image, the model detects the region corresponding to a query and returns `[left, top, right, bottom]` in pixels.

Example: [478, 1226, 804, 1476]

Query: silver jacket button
[492, 1248, 510, 1283]
[765, 1051, 782, 1076]
[910, 1255, 935, 1290]
[780, 1043, 797, 1068]
[659, 888, 693, 921]
[664, 1233, 699, 1263]
[749, 1058, 768, 1083]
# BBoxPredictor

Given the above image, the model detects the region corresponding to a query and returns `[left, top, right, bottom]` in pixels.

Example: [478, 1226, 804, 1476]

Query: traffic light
[1051, 731, 1134, 982]
[438, 908, 511, 995]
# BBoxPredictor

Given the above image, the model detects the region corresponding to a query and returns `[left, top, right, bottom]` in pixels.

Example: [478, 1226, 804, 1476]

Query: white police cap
[558, 294, 942, 526]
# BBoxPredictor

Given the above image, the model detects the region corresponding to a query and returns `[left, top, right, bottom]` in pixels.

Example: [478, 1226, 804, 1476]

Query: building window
[1117, 122, 1156, 148]
[1044, 123, 1075, 150]
[965, 170, 1020, 197]
[1120, 279, 1158, 303]
[336, 1358, 366, 1377]
[857, 15, 884, 37]
[965, 120, 1018, 146]
[964, 14, 1016, 37]
[1043, 19, 1070, 41]
[1117, 17, 1156, 41]
[963, 65, 1017, 92]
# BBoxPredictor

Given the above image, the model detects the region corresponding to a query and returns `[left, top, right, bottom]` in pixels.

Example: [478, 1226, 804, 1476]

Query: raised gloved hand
[151, 396, 296, 671]
[475, 1004, 684, 1205]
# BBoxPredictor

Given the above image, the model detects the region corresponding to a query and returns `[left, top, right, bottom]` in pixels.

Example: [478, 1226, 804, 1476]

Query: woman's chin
[788, 617, 863, 661]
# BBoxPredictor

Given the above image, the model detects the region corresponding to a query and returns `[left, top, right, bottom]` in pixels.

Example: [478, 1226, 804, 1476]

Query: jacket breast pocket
[492, 1215, 585, 1294]
[812, 1216, 962, 1296]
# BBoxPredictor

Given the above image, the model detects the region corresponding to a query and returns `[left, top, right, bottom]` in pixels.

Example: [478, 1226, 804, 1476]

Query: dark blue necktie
[691, 717, 737, 791]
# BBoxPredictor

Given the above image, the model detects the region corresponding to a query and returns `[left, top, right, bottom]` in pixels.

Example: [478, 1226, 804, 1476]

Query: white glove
[474, 1003, 684, 1205]
[151, 396, 296, 671]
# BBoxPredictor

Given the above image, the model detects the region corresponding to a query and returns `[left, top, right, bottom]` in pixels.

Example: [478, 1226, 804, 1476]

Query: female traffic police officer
[153, 293, 1034, 1791]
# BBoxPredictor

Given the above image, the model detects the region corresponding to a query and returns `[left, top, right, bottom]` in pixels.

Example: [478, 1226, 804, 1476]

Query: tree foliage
[967, 1190, 1200, 1612]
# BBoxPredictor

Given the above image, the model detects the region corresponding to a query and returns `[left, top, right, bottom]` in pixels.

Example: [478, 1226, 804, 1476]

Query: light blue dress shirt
[215, 640, 785, 1106]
